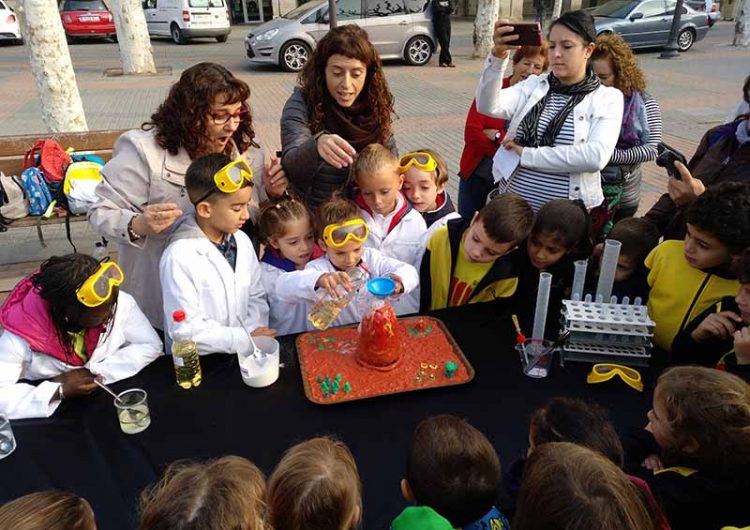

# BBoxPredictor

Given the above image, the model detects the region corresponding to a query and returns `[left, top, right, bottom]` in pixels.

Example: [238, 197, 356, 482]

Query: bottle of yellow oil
[170, 310, 202, 389]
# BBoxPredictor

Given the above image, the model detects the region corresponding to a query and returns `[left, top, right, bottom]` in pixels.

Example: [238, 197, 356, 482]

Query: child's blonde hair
[514, 442, 655, 530]
[656, 366, 750, 475]
[399, 149, 449, 187]
[315, 196, 361, 239]
[0, 491, 96, 530]
[138, 455, 268, 530]
[352, 143, 399, 184]
[268, 437, 362, 530]
[259, 194, 312, 244]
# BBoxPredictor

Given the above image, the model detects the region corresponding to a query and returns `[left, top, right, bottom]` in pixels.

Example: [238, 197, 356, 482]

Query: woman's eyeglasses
[209, 108, 249, 126]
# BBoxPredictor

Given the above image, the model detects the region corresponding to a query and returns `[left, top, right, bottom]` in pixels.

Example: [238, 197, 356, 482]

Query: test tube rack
[560, 296, 655, 367]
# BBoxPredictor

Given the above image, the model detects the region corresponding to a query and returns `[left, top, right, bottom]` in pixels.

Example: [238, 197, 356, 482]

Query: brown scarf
[322, 94, 381, 152]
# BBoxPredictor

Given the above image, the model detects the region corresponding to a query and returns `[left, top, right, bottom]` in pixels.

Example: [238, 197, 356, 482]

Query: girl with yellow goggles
[398, 152, 438, 173]
[193, 158, 254, 204]
[322, 218, 370, 249]
[76, 261, 125, 308]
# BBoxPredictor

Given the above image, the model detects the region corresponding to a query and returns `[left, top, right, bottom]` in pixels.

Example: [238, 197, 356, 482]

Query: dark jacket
[623, 429, 750, 530]
[280, 87, 397, 210]
[422, 192, 456, 228]
[645, 119, 750, 240]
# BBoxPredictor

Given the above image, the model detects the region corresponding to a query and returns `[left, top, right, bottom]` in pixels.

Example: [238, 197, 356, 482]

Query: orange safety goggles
[322, 218, 369, 248]
[399, 151, 438, 173]
[76, 260, 124, 308]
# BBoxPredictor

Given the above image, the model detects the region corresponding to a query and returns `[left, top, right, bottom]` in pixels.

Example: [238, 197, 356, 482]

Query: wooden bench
[0, 129, 126, 228]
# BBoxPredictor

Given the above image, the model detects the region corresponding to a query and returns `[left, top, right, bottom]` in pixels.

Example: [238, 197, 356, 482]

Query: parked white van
[142, 0, 231, 44]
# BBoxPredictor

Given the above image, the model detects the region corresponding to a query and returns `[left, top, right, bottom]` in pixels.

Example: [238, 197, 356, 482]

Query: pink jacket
[0, 277, 103, 366]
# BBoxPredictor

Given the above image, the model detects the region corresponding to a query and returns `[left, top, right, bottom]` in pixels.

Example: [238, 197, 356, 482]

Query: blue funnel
[367, 277, 396, 297]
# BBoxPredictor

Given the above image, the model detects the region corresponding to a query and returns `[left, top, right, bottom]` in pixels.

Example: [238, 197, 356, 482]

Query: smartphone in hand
[506, 22, 543, 47]
[656, 142, 688, 179]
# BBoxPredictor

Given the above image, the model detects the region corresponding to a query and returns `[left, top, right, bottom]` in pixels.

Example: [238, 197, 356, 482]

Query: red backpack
[23, 139, 71, 184]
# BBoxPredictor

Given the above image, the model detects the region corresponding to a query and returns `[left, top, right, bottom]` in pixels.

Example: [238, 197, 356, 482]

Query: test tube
[532, 272, 553, 340]
[596, 240, 622, 301]
[571, 259, 588, 301]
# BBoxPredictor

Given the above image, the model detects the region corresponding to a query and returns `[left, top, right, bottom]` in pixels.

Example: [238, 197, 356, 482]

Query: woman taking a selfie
[475, 11, 623, 212]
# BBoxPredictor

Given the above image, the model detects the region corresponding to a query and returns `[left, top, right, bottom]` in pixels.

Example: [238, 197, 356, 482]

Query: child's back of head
[138, 455, 267, 530]
[405, 415, 501, 527]
[654, 366, 750, 476]
[514, 442, 655, 530]
[0, 490, 96, 530]
[268, 437, 362, 530]
[478, 194, 534, 245]
[686, 181, 750, 255]
[529, 397, 624, 466]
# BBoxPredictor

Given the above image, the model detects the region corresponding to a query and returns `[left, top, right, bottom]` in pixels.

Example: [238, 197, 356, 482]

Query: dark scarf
[515, 69, 600, 148]
[322, 94, 381, 152]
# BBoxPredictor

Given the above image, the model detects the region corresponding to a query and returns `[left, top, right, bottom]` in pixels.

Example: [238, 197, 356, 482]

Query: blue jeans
[458, 156, 495, 218]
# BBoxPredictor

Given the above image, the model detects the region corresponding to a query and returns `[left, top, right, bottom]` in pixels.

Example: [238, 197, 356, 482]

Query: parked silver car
[593, 0, 710, 51]
[245, 0, 435, 71]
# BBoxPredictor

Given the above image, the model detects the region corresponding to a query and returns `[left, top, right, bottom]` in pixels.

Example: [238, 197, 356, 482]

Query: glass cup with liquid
[114, 388, 151, 435]
[0, 414, 16, 459]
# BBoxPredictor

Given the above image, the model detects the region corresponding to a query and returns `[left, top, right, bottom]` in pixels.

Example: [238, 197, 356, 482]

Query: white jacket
[0, 292, 162, 420]
[89, 128, 268, 329]
[260, 260, 313, 336]
[275, 248, 419, 329]
[475, 53, 624, 209]
[160, 216, 270, 356]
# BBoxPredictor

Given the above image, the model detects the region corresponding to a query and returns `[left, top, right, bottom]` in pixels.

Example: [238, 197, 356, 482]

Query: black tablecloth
[0, 306, 656, 530]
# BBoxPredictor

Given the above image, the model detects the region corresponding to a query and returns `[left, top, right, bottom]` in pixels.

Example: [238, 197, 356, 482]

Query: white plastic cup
[0, 414, 16, 459]
[239, 336, 280, 388]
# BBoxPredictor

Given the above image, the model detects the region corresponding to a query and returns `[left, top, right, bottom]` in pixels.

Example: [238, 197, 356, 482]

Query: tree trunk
[17, 0, 88, 132]
[111, 0, 157, 74]
[734, 0, 750, 46]
[552, 0, 563, 20]
[473, 0, 500, 58]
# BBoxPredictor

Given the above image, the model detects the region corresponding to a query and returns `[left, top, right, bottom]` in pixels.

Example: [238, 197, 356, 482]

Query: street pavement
[0, 19, 747, 272]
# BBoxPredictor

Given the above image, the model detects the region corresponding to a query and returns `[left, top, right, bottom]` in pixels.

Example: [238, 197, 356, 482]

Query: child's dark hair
[531, 199, 591, 255]
[352, 143, 399, 184]
[30, 254, 116, 363]
[268, 437, 361, 530]
[655, 366, 750, 476]
[259, 194, 312, 244]
[514, 443, 655, 530]
[185, 153, 252, 204]
[477, 193, 534, 244]
[686, 181, 750, 253]
[530, 397, 624, 467]
[608, 217, 659, 265]
[405, 415, 501, 527]
[315, 197, 361, 239]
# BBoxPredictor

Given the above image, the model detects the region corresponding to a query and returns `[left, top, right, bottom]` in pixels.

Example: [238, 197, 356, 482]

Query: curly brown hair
[298, 25, 394, 144]
[143, 63, 255, 158]
[591, 33, 646, 96]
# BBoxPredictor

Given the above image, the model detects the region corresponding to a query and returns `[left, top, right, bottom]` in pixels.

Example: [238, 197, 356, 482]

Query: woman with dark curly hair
[280, 24, 396, 210]
[89, 63, 287, 329]
[589, 33, 662, 240]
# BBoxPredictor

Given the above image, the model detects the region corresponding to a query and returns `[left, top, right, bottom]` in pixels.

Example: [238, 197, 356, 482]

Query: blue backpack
[21, 167, 53, 215]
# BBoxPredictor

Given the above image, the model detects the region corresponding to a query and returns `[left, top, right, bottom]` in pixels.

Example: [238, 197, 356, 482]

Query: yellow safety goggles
[399, 152, 437, 173]
[194, 158, 254, 204]
[76, 261, 124, 308]
[587, 363, 643, 392]
[322, 218, 369, 248]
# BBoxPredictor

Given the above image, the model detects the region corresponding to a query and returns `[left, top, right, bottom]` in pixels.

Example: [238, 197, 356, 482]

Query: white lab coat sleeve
[0, 332, 62, 420]
[275, 268, 324, 304]
[245, 251, 271, 332]
[160, 246, 248, 355]
[520, 88, 625, 173]
[368, 250, 419, 295]
[475, 53, 533, 119]
[89, 294, 163, 384]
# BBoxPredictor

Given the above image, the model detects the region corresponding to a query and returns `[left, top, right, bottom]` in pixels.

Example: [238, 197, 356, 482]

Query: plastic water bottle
[307, 267, 366, 330]
[170, 310, 202, 389]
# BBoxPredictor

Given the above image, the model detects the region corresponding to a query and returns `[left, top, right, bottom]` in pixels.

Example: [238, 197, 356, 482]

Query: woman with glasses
[0, 254, 161, 420]
[280, 25, 396, 211]
[89, 62, 286, 330]
[476, 11, 623, 213]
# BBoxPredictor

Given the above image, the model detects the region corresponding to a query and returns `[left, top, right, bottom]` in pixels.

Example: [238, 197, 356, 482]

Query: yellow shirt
[449, 238, 493, 307]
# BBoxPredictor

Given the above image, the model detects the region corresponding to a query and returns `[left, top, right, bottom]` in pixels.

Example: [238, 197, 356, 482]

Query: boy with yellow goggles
[76, 261, 125, 308]
[399, 152, 438, 173]
[193, 158, 254, 204]
[322, 218, 370, 249]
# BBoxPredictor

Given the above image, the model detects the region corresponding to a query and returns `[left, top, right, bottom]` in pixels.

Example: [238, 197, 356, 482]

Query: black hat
[551, 10, 597, 44]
